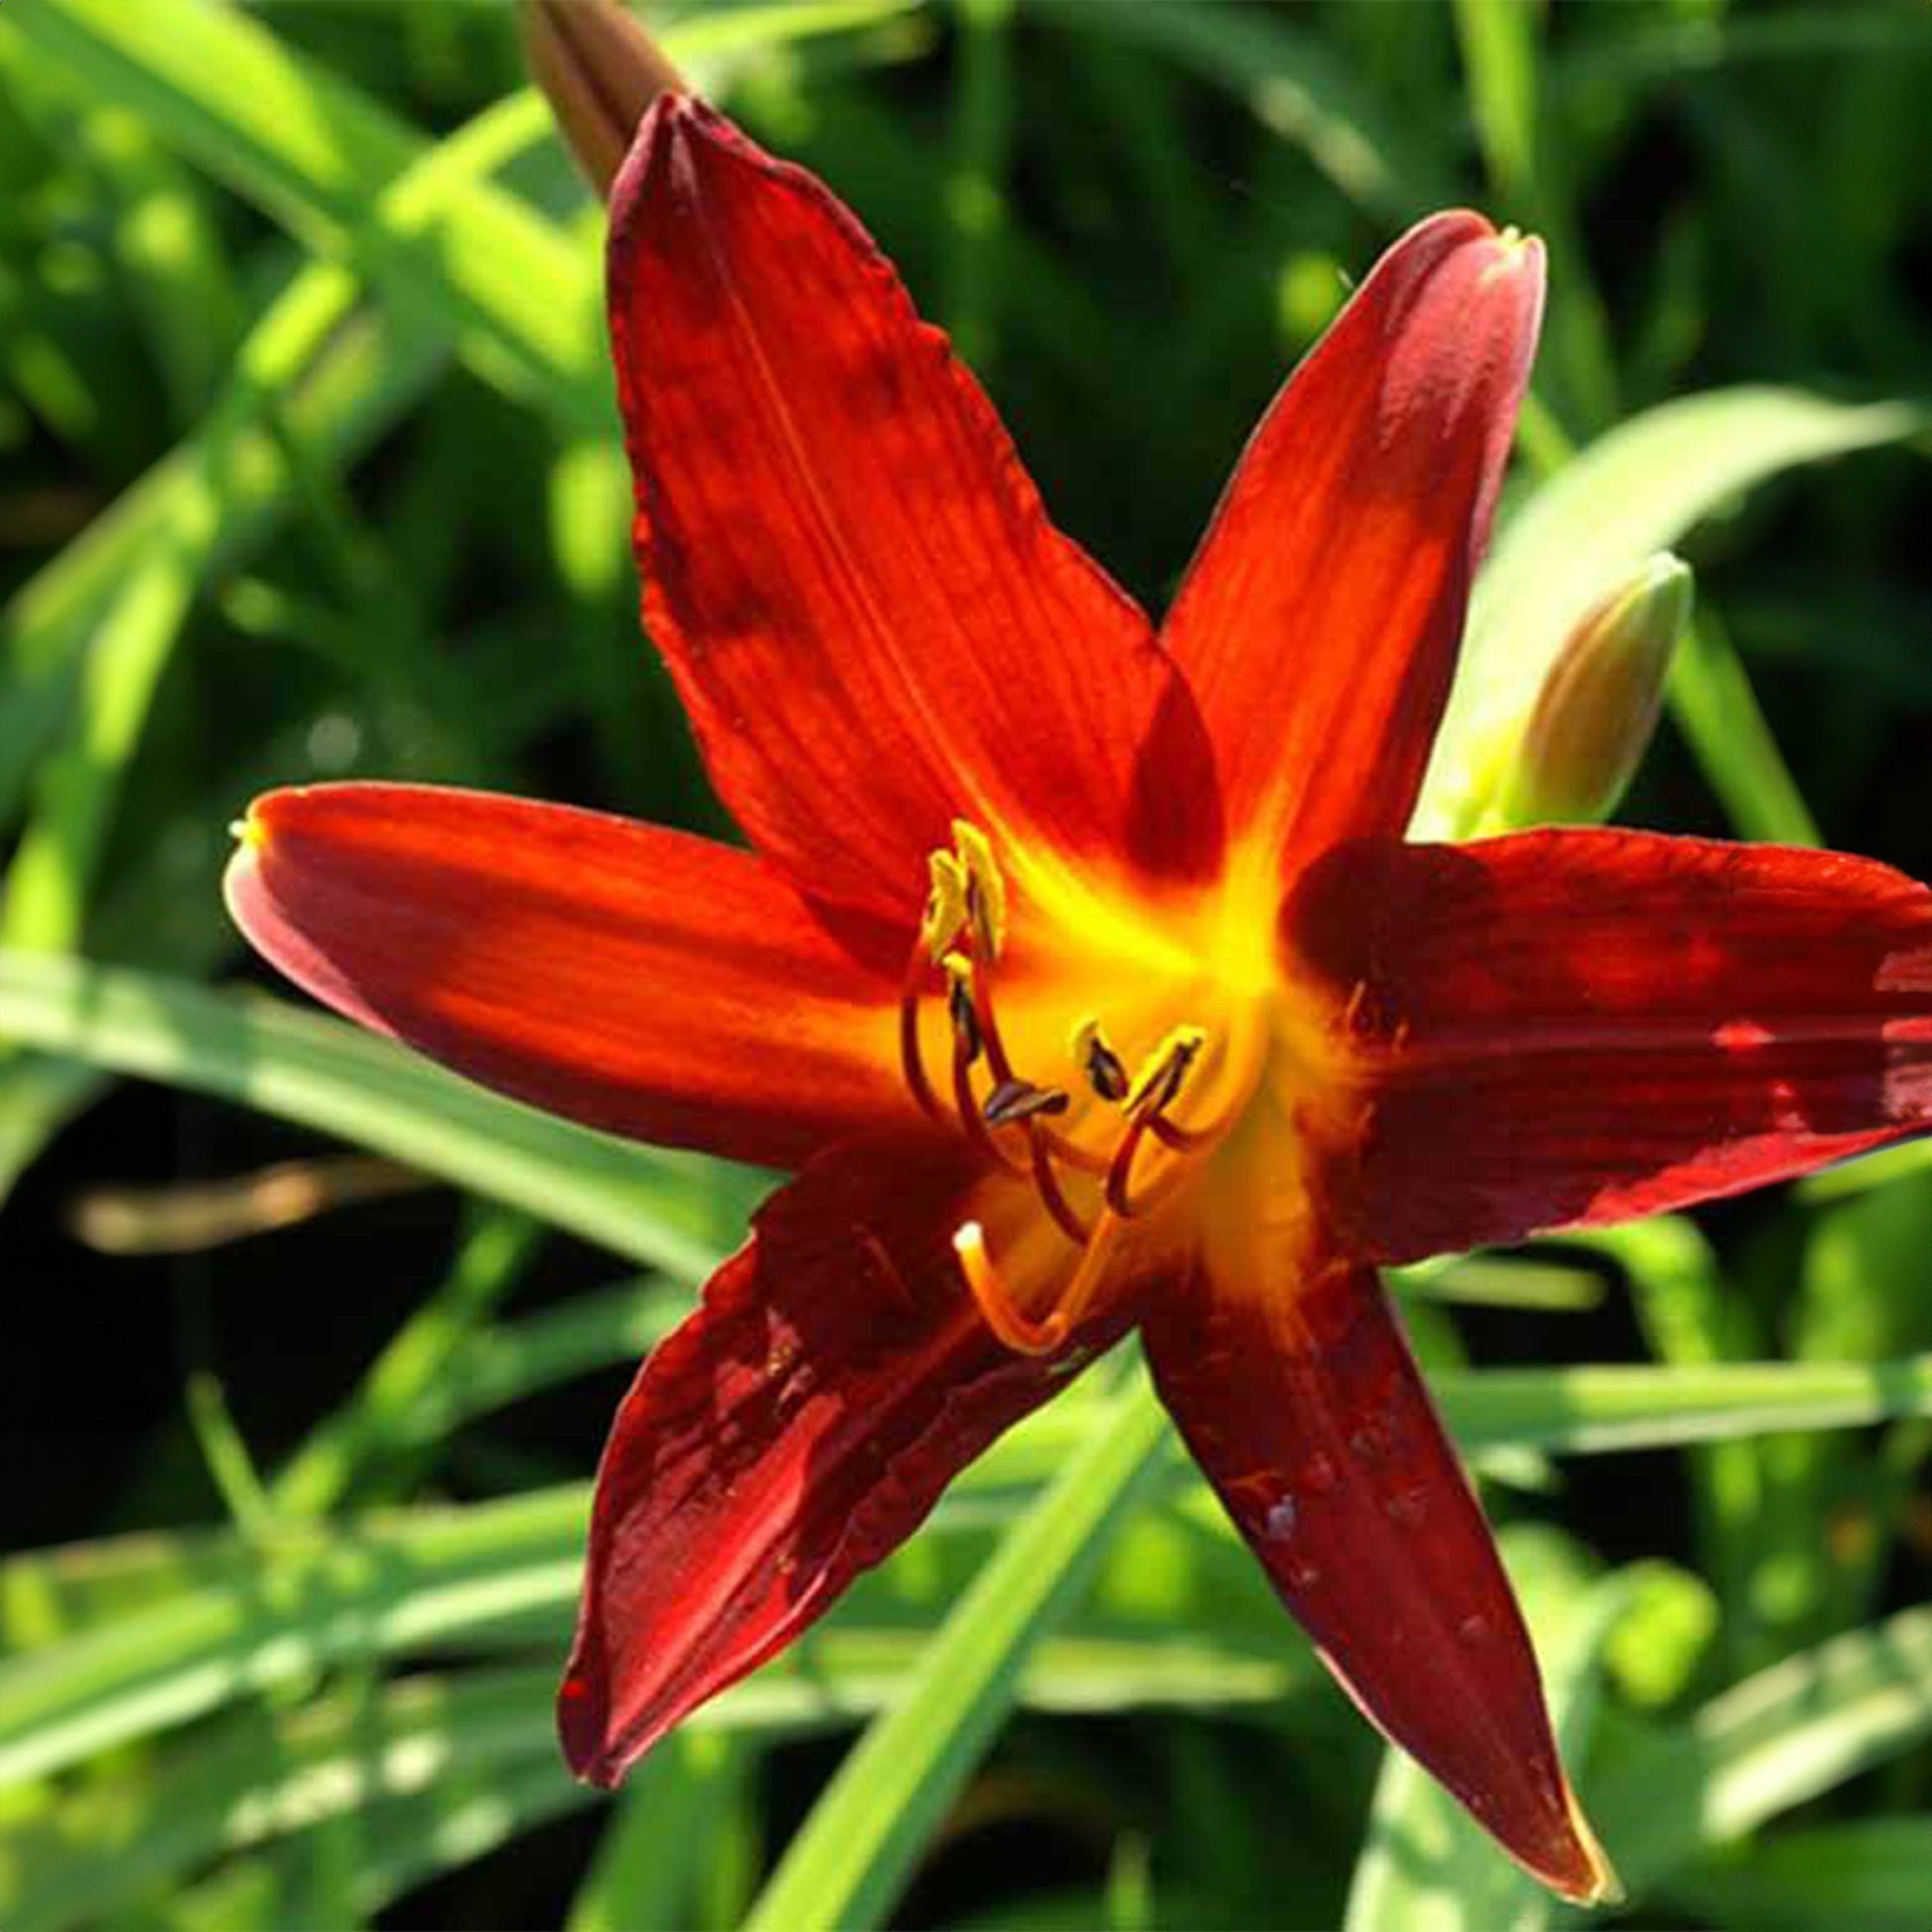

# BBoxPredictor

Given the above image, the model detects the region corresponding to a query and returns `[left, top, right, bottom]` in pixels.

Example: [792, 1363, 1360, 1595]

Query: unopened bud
[1500, 554, 1692, 828]
[519, 0, 686, 201]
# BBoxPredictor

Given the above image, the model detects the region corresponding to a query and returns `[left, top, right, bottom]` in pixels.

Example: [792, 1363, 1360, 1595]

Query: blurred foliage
[1, 1, 1929, 1927]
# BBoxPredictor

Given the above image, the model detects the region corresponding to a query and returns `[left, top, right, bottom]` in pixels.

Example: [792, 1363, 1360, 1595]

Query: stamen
[983, 1078, 1071, 1127]
[921, 851, 970, 962]
[1125, 1025, 1207, 1117]
[951, 819, 1008, 959]
[968, 967, 1017, 1083]
[941, 953, 982, 1064]
[951, 989, 1026, 1176]
[897, 943, 945, 1125]
[1069, 1017, 1130, 1102]
[1103, 1111, 1157, 1218]
[1027, 1125, 1093, 1243]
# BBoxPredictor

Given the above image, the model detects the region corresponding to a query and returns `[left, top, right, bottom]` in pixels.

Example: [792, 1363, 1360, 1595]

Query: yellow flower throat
[897, 821, 1349, 1353]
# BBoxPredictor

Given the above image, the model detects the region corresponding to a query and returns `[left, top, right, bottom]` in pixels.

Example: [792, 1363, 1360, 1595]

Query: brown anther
[1126, 1026, 1206, 1119]
[1070, 1017, 1130, 1102]
[941, 953, 982, 1063]
[983, 1079, 1071, 1128]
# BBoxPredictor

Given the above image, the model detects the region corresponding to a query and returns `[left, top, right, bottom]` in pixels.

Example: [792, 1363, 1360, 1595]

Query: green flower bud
[1499, 553, 1693, 829]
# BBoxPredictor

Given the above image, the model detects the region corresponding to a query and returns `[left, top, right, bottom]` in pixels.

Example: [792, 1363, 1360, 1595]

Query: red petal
[224, 782, 912, 1171]
[1162, 213, 1543, 866]
[608, 98, 1221, 918]
[1289, 831, 1932, 1260]
[559, 1137, 1135, 1785]
[1144, 1254, 1615, 1904]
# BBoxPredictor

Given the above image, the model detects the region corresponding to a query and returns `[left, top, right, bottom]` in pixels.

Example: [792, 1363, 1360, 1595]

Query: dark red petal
[1289, 831, 1932, 1260]
[1144, 1254, 1615, 1904]
[558, 1137, 1135, 1785]
[608, 97, 1221, 918]
[1162, 213, 1543, 865]
[225, 782, 913, 1172]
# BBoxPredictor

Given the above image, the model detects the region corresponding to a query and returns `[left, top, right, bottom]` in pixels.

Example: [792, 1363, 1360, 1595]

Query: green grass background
[1, 2, 1930, 1927]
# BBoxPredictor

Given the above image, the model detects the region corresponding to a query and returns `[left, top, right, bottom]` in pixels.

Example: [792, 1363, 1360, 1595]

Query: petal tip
[1480, 223, 1546, 284]
[1542, 1782, 1623, 1908]
[556, 1664, 626, 1789]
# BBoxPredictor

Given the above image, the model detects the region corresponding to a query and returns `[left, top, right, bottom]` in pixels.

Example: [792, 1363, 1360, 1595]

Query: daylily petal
[1162, 213, 1544, 868]
[560, 1136, 1137, 1785]
[224, 782, 913, 1171]
[1143, 1254, 1615, 1904]
[1290, 831, 1932, 1261]
[608, 97, 1221, 920]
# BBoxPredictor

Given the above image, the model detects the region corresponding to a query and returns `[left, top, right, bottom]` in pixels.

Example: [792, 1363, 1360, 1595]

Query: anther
[922, 851, 970, 961]
[950, 819, 1007, 959]
[941, 953, 982, 1064]
[1070, 1017, 1129, 1102]
[983, 1078, 1071, 1128]
[1126, 1025, 1207, 1118]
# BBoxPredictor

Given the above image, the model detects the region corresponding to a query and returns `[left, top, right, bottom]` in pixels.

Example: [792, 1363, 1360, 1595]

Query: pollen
[921, 850, 969, 960]
[950, 818, 1008, 959]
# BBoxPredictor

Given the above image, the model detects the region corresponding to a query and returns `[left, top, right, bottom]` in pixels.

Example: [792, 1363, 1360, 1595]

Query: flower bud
[519, 0, 685, 201]
[1499, 553, 1693, 828]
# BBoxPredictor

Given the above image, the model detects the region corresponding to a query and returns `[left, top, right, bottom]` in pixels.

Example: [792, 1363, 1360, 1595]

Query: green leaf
[1802, 1135, 1932, 1201]
[564, 1732, 748, 1932]
[1663, 1818, 1932, 1932]
[1580, 1218, 1777, 1672]
[0, 1666, 563, 1932]
[1, 532, 207, 950]
[1591, 1605, 1932, 1889]
[739, 1364, 1173, 1932]
[1451, 0, 1537, 206]
[0, 262, 442, 836]
[1418, 387, 1926, 837]
[1666, 609, 1821, 846]
[0, 949, 751, 1275]
[1044, 0, 1449, 215]
[268, 1212, 548, 1517]
[5, 0, 607, 430]
[1439, 1353, 1932, 1455]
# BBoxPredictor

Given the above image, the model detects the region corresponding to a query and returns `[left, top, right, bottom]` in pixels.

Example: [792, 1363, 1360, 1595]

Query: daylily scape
[224, 94, 1932, 1904]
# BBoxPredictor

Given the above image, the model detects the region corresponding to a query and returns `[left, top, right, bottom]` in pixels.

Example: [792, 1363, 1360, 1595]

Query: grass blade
[0, 949, 750, 1275]
[739, 1365, 1173, 1932]
[1592, 1606, 1932, 1888]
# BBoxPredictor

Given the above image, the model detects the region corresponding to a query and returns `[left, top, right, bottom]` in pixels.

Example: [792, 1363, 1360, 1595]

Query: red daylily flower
[224, 96, 1932, 1905]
